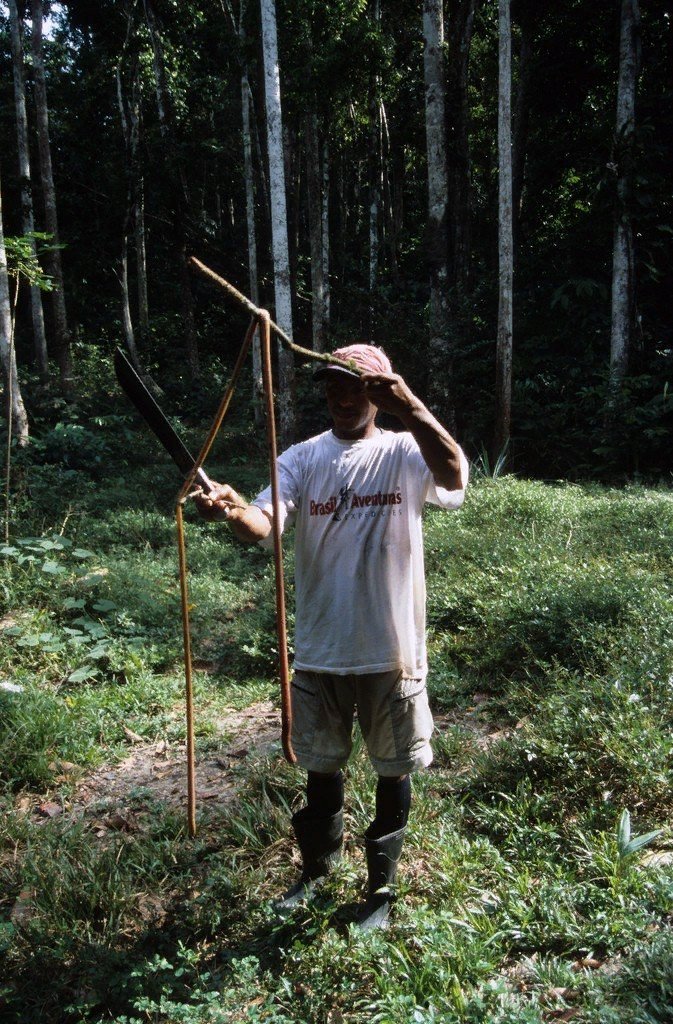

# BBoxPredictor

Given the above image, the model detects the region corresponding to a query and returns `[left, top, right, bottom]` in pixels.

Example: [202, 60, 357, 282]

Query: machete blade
[113, 347, 213, 491]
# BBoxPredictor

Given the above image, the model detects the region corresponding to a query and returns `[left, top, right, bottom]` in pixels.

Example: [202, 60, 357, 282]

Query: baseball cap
[312, 343, 393, 382]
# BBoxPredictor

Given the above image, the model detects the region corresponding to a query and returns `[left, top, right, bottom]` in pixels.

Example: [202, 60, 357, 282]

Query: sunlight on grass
[1, 460, 672, 1022]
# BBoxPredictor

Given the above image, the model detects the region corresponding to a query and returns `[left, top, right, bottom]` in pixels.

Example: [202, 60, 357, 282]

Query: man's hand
[193, 482, 272, 543]
[363, 372, 466, 492]
[361, 372, 422, 421]
[194, 483, 247, 522]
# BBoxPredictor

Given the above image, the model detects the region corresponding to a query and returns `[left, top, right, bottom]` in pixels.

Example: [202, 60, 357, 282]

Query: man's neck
[332, 420, 378, 441]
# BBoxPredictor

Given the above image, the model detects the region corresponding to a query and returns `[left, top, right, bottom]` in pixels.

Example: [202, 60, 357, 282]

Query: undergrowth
[1, 418, 672, 1022]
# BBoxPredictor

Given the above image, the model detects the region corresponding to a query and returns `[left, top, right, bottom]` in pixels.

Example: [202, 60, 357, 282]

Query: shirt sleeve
[401, 433, 469, 510]
[251, 443, 302, 546]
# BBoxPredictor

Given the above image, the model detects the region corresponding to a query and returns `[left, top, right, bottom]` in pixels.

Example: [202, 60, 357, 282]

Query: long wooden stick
[175, 318, 256, 837]
[189, 256, 362, 375]
[260, 311, 295, 765]
[175, 500, 197, 837]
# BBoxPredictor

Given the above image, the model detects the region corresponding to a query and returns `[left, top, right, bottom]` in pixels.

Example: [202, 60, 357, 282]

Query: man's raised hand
[361, 372, 423, 420]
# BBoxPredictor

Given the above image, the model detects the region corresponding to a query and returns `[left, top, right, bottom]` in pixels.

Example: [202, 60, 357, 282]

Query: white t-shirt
[253, 428, 468, 678]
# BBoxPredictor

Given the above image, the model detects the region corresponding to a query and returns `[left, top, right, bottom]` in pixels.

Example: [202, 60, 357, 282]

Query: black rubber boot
[354, 826, 406, 932]
[275, 807, 344, 911]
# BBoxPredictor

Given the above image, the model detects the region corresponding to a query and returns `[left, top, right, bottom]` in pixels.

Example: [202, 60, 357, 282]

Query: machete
[113, 347, 214, 492]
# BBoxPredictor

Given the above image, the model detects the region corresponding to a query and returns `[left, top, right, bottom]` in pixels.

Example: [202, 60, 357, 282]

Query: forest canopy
[0, 0, 671, 479]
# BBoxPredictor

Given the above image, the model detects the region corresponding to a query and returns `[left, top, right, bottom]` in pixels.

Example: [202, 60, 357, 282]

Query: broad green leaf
[625, 830, 663, 855]
[67, 665, 99, 684]
[41, 561, 66, 575]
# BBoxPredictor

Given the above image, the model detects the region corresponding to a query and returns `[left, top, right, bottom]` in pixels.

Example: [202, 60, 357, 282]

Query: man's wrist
[397, 396, 429, 427]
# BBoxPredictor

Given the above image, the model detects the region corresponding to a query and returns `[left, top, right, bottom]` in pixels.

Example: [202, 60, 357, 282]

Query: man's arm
[362, 372, 466, 491]
[194, 483, 272, 544]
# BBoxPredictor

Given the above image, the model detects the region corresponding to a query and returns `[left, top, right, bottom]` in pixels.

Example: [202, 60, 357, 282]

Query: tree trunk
[242, 66, 264, 423]
[305, 109, 326, 351]
[260, 0, 296, 445]
[423, 0, 453, 426]
[610, 0, 641, 392]
[30, 0, 73, 395]
[493, 0, 513, 463]
[512, 8, 533, 245]
[135, 175, 150, 340]
[129, 66, 149, 342]
[368, 0, 381, 320]
[143, 0, 200, 378]
[321, 141, 330, 327]
[8, 0, 48, 381]
[116, 63, 142, 370]
[221, 1, 264, 421]
[446, 0, 477, 295]
[0, 173, 30, 446]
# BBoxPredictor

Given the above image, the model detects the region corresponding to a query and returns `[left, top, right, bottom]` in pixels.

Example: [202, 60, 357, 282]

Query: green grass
[1, 438, 673, 1022]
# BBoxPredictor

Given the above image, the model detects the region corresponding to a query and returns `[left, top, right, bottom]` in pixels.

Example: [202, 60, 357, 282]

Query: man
[196, 344, 468, 930]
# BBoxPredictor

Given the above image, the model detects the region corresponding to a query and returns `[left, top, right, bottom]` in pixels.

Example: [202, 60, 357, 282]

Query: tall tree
[0, 173, 30, 448]
[446, 0, 477, 294]
[305, 106, 326, 351]
[321, 139, 330, 327]
[493, 0, 513, 461]
[116, 53, 143, 371]
[221, 0, 264, 421]
[30, 0, 73, 394]
[423, 0, 453, 423]
[8, 0, 49, 381]
[610, 0, 641, 392]
[511, 1, 534, 243]
[368, 0, 382, 316]
[143, 0, 201, 378]
[260, 0, 296, 444]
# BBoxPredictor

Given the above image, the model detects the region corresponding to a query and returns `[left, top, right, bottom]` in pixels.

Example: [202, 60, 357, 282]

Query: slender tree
[305, 107, 326, 351]
[31, 0, 73, 394]
[221, 0, 264, 422]
[242, 67, 264, 421]
[8, 0, 49, 381]
[423, 0, 452, 423]
[0, 173, 30, 448]
[493, 0, 513, 462]
[610, 0, 641, 392]
[260, 0, 296, 443]
[512, 2, 533, 244]
[368, 0, 382, 316]
[116, 56, 143, 371]
[321, 139, 330, 327]
[143, 0, 200, 378]
[446, 0, 477, 294]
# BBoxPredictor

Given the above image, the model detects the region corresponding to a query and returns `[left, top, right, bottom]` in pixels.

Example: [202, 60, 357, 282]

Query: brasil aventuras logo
[309, 486, 403, 521]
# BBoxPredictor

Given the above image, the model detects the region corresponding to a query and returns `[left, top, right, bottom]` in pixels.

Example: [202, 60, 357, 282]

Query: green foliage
[2, 444, 673, 1022]
[3, 233, 56, 291]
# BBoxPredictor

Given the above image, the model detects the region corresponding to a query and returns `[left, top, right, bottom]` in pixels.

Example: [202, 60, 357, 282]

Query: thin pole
[260, 311, 295, 765]
[175, 317, 257, 836]
[176, 500, 197, 837]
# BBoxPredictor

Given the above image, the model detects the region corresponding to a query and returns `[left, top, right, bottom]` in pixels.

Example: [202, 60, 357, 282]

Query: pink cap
[313, 343, 392, 381]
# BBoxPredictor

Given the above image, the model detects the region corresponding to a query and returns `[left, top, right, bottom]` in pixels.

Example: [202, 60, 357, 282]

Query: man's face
[324, 373, 377, 439]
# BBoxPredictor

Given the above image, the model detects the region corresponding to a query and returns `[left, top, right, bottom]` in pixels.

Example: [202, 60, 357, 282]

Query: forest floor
[2, 422, 673, 1023]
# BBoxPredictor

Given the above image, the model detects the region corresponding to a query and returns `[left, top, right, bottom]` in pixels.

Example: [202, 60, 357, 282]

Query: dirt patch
[434, 691, 513, 750]
[14, 696, 509, 837]
[75, 700, 281, 819]
[13, 702, 282, 835]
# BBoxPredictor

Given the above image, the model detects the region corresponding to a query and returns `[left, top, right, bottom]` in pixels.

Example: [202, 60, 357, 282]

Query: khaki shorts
[290, 669, 434, 776]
